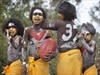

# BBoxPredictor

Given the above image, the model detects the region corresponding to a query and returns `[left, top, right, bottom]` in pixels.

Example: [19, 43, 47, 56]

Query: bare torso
[81, 40, 96, 71]
[23, 25, 51, 60]
[7, 35, 22, 64]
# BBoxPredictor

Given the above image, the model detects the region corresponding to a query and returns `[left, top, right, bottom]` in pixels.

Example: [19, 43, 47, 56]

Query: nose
[9, 27, 14, 32]
[35, 14, 40, 17]
[9, 27, 13, 30]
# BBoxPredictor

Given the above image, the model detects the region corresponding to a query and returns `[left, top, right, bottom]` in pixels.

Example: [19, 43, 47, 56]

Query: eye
[82, 34, 85, 36]
[33, 13, 37, 15]
[38, 13, 43, 16]
[86, 33, 90, 36]
[8, 26, 15, 29]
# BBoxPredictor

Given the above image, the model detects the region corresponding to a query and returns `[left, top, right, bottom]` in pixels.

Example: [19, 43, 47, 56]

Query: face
[82, 30, 92, 41]
[57, 13, 64, 20]
[7, 23, 17, 37]
[81, 26, 92, 41]
[32, 9, 44, 25]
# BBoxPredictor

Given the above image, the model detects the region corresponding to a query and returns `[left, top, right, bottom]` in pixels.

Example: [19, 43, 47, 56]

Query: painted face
[83, 33, 92, 41]
[81, 28, 92, 41]
[32, 9, 44, 25]
[8, 23, 17, 37]
[81, 27, 92, 41]
[57, 13, 64, 20]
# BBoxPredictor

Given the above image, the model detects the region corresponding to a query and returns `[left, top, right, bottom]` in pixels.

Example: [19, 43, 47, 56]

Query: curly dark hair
[82, 22, 96, 36]
[57, 1, 76, 21]
[2, 18, 24, 36]
[29, 7, 47, 22]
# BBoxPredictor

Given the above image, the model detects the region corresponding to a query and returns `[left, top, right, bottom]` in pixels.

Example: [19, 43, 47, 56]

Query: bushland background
[0, 0, 100, 75]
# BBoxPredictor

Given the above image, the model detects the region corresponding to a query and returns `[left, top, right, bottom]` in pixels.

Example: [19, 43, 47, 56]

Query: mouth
[33, 18, 41, 24]
[9, 32, 14, 36]
[9, 30, 16, 36]
[34, 18, 40, 21]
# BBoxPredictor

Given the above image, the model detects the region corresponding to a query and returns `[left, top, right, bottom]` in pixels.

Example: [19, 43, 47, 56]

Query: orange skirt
[3, 60, 22, 75]
[28, 57, 49, 75]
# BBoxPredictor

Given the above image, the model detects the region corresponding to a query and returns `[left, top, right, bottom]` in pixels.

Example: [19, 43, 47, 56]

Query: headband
[8, 22, 15, 26]
[33, 9, 43, 14]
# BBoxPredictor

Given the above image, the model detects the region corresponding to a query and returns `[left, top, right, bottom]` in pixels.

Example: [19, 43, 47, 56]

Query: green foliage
[0, 0, 100, 74]
[94, 33, 100, 74]
[49, 57, 57, 75]
[0, 25, 7, 74]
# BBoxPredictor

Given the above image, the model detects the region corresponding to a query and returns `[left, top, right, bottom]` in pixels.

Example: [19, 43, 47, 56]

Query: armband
[23, 62, 26, 65]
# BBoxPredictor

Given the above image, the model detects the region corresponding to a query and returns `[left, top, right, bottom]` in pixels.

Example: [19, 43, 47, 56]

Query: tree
[90, 1, 100, 24]
[89, 1, 100, 74]
[0, 0, 100, 74]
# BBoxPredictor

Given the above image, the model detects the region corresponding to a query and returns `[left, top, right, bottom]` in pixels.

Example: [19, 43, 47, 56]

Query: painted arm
[78, 35, 95, 54]
[41, 21, 58, 30]
[22, 27, 29, 75]
[22, 27, 29, 63]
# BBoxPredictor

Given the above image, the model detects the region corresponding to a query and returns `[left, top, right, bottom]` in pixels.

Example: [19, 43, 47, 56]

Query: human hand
[22, 64, 27, 75]
[43, 51, 53, 61]
[6, 29, 12, 40]
[78, 33, 84, 40]
[43, 54, 51, 61]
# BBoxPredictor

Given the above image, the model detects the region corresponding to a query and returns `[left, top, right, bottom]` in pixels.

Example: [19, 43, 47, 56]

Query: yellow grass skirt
[28, 57, 49, 75]
[82, 65, 98, 75]
[57, 49, 82, 75]
[3, 60, 22, 75]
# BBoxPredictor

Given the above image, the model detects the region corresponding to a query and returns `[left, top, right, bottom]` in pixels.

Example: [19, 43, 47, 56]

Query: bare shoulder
[25, 27, 30, 31]
[24, 26, 32, 33]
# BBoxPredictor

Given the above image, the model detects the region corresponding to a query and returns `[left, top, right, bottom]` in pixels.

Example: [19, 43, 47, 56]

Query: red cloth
[81, 46, 85, 53]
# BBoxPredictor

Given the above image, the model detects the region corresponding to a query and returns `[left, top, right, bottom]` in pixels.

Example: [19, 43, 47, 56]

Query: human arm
[22, 48, 27, 75]
[21, 27, 29, 75]
[78, 34, 96, 54]
[41, 20, 60, 30]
